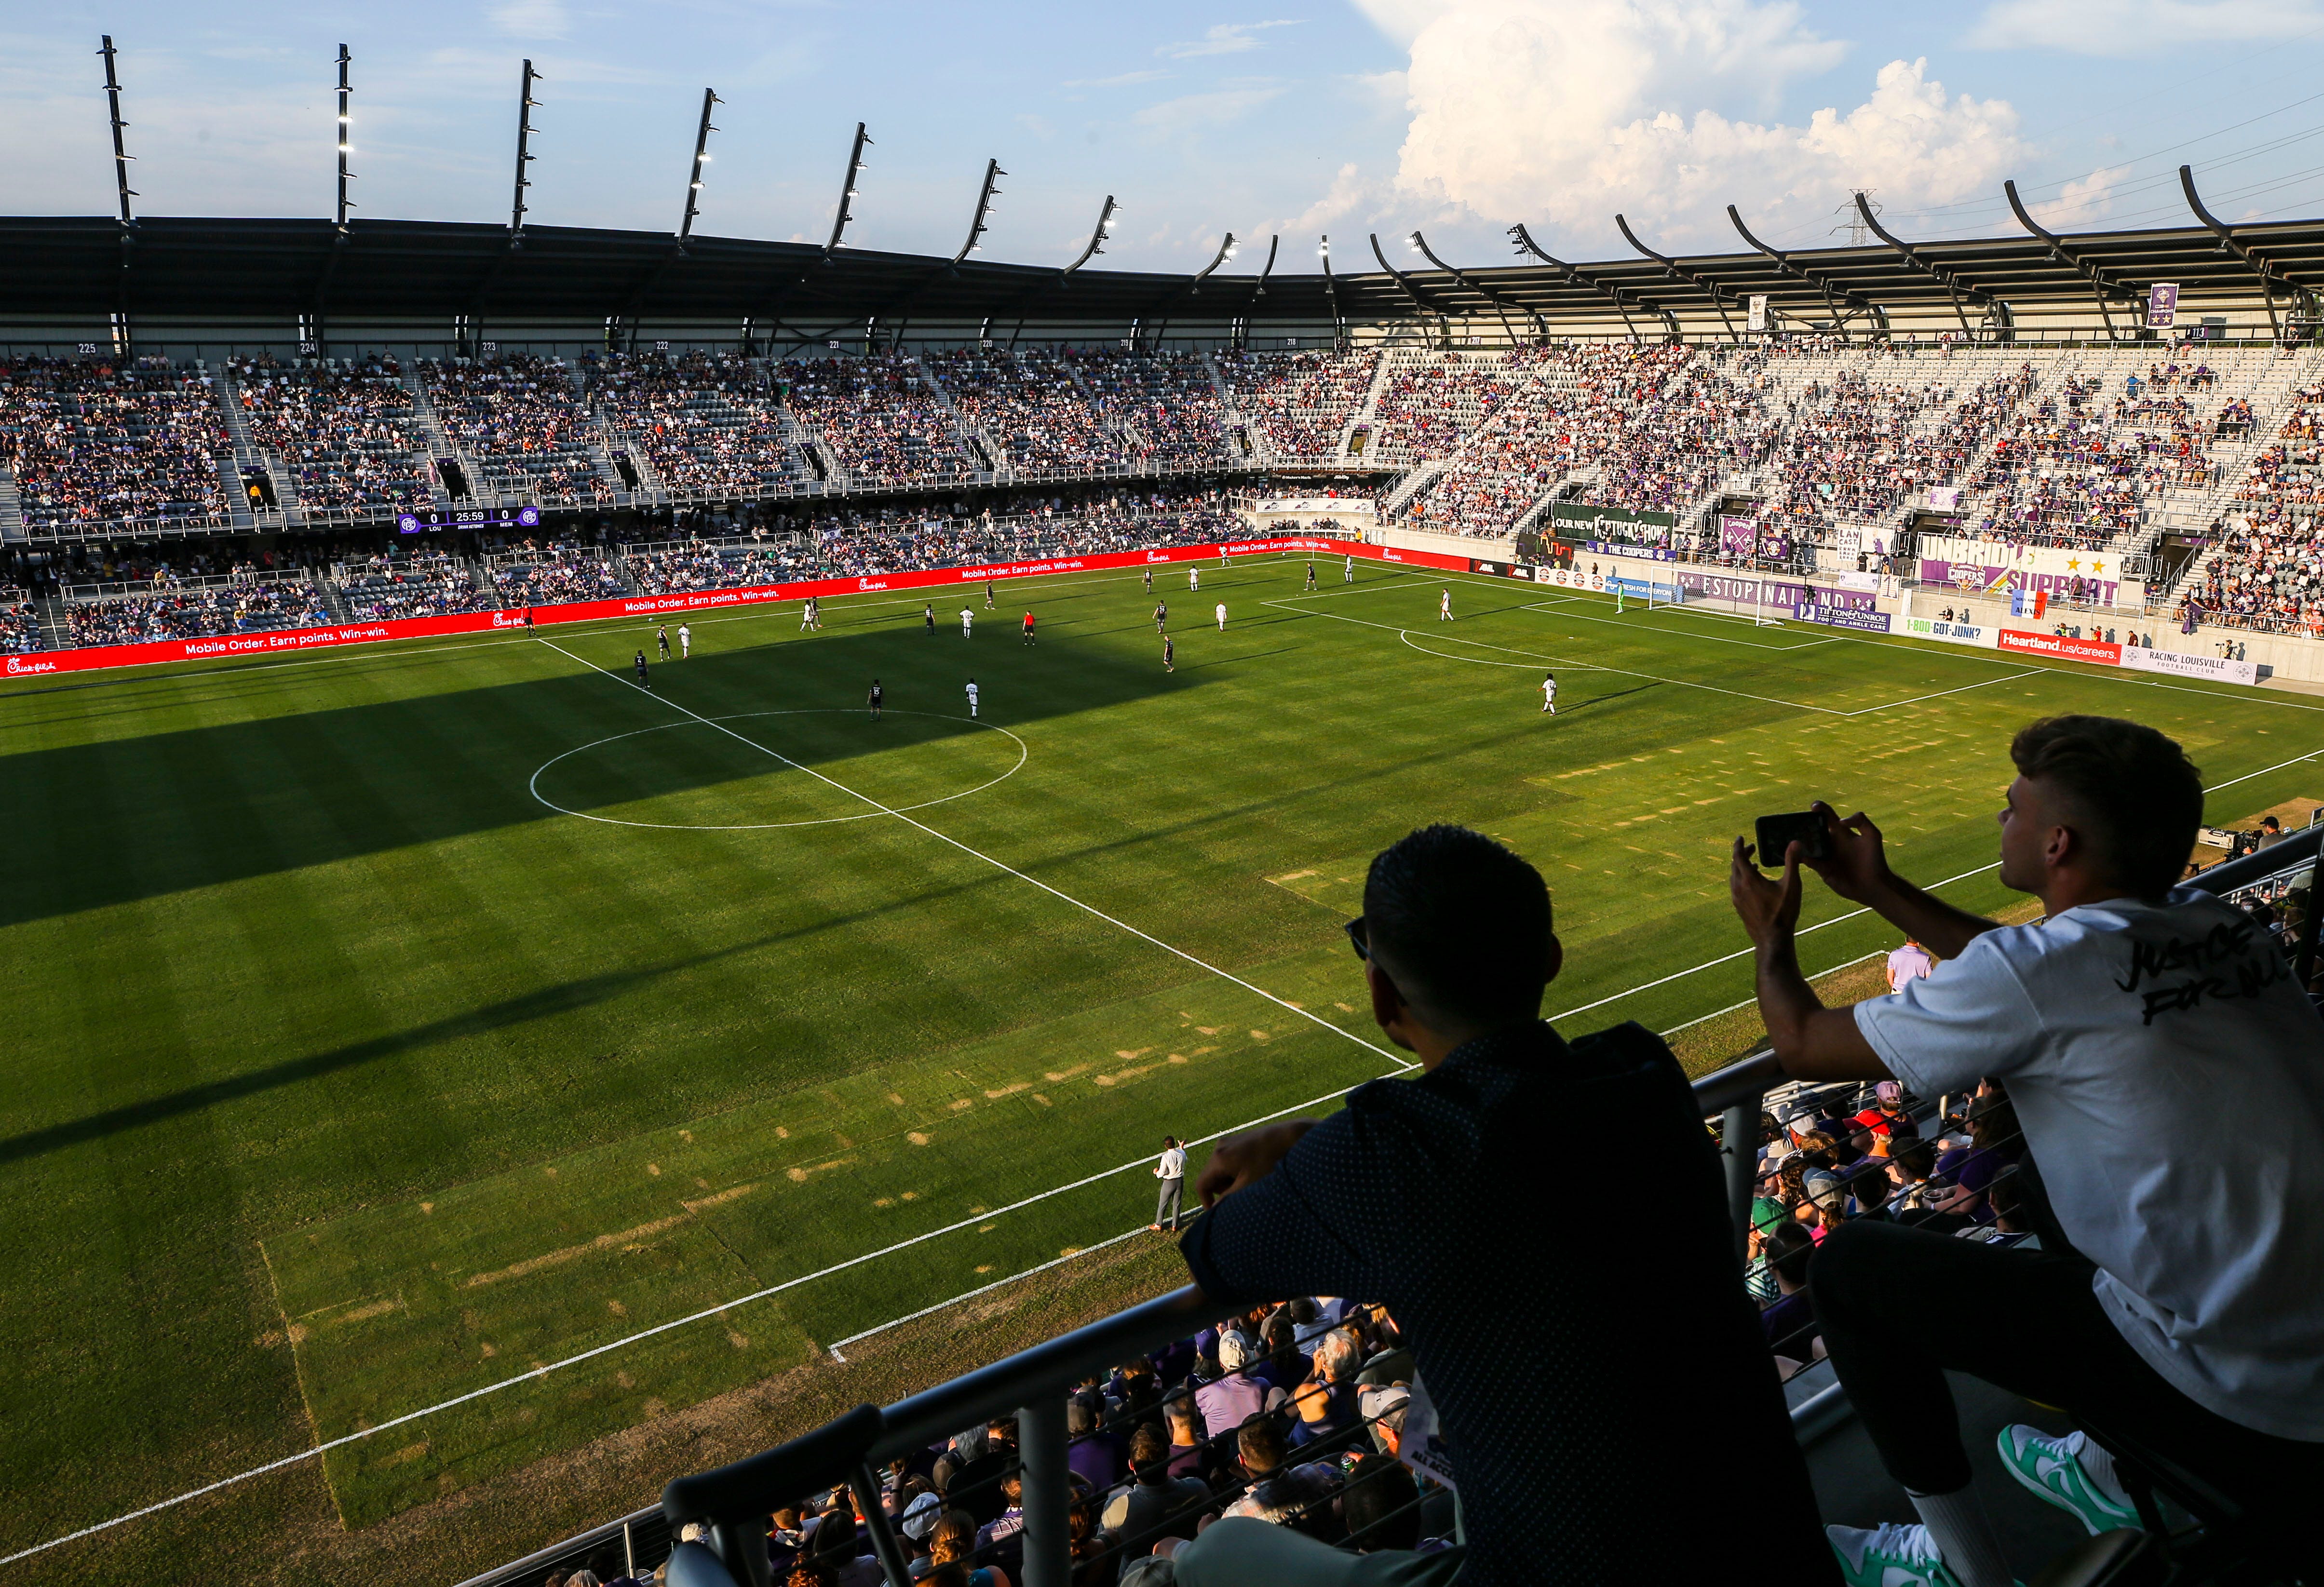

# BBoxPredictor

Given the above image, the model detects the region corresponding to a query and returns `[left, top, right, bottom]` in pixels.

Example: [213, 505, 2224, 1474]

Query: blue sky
[7, 0, 2324, 272]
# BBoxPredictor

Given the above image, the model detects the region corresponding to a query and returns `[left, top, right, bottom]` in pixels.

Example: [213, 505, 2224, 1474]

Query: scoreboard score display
[397, 505, 543, 534]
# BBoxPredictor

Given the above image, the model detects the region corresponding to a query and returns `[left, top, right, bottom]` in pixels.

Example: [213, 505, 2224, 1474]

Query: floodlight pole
[335, 44, 354, 229]
[99, 35, 135, 224]
[511, 59, 542, 236]
[679, 86, 720, 240]
[825, 121, 872, 257]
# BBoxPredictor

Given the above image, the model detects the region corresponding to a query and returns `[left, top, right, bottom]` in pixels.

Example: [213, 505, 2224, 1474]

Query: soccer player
[1022, 611, 1036, 646]
[1215, 601, 1227, 632]
[1144, 566, 1154, 593]
[678, 622, 691, 659]
[1163, 635, 1175, 672]
[1343, 554, 1353, 584]
[965, 677, 980, 718]
[1440, 589, 1453, 622]
[657, 624, 671, 659]
[1189, 565, 1201, 592]
[1154, 600, 1168, 634]
[634, 650, 650, 689]
[1541, 670, 1557, 715]
[986, 580, 996, 610]
[924, 603, 935, 636]
[522, 603, 535, 635]
[960, 606, 974, 638]
[1305, 561, 1317, 591]
[868, 678, 884, 720]
[800, 597, 815, 632]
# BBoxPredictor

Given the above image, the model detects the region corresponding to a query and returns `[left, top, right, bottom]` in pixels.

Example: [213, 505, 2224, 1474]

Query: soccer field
[4, 554, 2316, 1570]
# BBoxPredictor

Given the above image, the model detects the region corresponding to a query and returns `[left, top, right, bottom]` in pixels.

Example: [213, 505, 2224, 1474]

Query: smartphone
[1754, 811, 1831, 866]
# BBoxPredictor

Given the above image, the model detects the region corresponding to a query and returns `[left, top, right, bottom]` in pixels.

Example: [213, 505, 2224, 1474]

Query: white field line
[0, 1072, 1382, 1568]
[826, 1223, 1154, 1358]
[1274, 601, 1855, 715]
[1395, 562, 2324, 716]
[532, 638, 1416, 1075]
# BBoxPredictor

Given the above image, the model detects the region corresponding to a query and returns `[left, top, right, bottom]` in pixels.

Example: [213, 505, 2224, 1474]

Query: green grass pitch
[2, 554, 2314, 1563]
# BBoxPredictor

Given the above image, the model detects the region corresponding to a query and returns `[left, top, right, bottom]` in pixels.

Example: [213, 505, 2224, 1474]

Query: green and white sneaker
[1828, 1522, 1963, 1587]
[1996, 1425, 2138, 1536]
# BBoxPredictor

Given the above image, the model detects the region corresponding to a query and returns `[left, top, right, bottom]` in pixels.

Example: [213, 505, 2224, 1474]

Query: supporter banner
[1927, 486, 1963, 511]
[2121, 646, 2258, 686]
[1794, 602, 1892, 633]
[2147, 282, 2179, 330]
[1899, 616, 2000, 649]
[1998, 628, 2123, 666]
[1918, 536, 2126, 607]
[1718, 515, 1757, 556]
[1549, 502, 1675, 549]
[1676, 570, 1879, 614]
[2, 536, 1410, 679]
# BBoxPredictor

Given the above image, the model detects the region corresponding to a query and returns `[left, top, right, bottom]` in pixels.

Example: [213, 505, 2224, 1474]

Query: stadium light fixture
[334, 41, 354, 229]
[97, 35, 136, 226]
[824, 122, 872, 258]
[510, 59, 543, 237]
[678, 86, 719, 240]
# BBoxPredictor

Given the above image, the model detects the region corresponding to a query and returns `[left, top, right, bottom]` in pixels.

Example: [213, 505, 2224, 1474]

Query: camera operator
[1726, 714, 2324, 1586]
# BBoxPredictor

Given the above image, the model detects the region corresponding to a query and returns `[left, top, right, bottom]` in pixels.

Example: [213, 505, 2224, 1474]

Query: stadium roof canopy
[4, 193, 2322, 342]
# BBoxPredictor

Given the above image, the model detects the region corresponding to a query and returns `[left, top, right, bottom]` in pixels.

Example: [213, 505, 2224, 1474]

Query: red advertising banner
[1996, 628, 2122, 666]
[3, 536, 1446, 681]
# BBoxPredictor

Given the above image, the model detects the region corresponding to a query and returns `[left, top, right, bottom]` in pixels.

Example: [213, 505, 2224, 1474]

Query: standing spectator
[1728, 715, 2324, 1585]
[1174, 824, 1833, 1587]
[1884, 938, 1935, 992]
[1151, 1136, 1187, 1232]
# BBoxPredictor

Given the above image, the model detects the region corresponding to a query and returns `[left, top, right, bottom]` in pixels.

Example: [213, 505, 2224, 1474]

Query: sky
[8, 0, 2324, 273]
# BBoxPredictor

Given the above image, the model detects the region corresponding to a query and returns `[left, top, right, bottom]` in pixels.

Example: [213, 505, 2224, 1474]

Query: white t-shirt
[965, 683, 979, 704]
[1156, 1146, 1186, 1180]
[1856, 887, 2324, 1439]
[1215, 604, 1227, 623]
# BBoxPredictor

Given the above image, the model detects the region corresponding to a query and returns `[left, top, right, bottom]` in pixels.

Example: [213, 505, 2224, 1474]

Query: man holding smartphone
[1728, 715, 2324, 1587]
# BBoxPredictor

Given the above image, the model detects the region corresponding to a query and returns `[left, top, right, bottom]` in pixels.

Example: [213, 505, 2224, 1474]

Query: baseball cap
[900, 1492, 943, 1542]
[1875, 1081, 1904, 1105]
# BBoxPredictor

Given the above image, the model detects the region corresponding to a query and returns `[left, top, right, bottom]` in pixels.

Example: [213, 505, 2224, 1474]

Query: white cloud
[1131, 84, 1287, 138]
[491, 0, 571, 40]
[1158, 21, 1297, 58]
[1064, 69, 1172, 88]
[1968, 0, 2324, 55]
[1358, 0, 2027, 251]
[2027, 163, 2131, 228]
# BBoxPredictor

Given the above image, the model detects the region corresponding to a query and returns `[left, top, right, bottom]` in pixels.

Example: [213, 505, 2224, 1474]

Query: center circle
[528, 709, 1028, 831]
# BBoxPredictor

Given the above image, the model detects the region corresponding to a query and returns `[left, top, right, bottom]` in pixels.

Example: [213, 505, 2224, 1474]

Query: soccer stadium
[4, 13, 2323, 1587]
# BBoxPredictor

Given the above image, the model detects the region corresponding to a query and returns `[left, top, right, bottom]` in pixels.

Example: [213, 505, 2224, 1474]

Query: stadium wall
[0, 535, 1473, 679]
[1533, 545, 2321, 688]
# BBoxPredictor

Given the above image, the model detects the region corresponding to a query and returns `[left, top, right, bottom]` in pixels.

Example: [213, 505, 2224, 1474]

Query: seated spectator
[1759, 1221, 1820, 1367]
[1283, 1328, 1357, 1448]
[1729, 714, 2324, 1585]
[1337, 1451, 1422, 1553]
[1100, 1425, 1210, 1559]
[1174, 824, 1833, 1587]
[1063, 1396, 1122, 1492]
[1234, 1418, 1286, 1488]
[1192, 1333, 1265, 1435]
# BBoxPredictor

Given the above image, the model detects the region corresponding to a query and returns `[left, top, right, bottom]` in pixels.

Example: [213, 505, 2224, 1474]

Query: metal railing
[455, 1048, 1790, 1587]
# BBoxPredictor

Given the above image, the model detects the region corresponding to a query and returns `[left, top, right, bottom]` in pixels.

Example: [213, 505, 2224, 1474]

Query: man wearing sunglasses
[1171, 825, 1832, 1587]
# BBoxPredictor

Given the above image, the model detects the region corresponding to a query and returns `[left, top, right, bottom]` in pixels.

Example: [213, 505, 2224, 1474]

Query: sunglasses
[1343, 915, 1370, 960]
